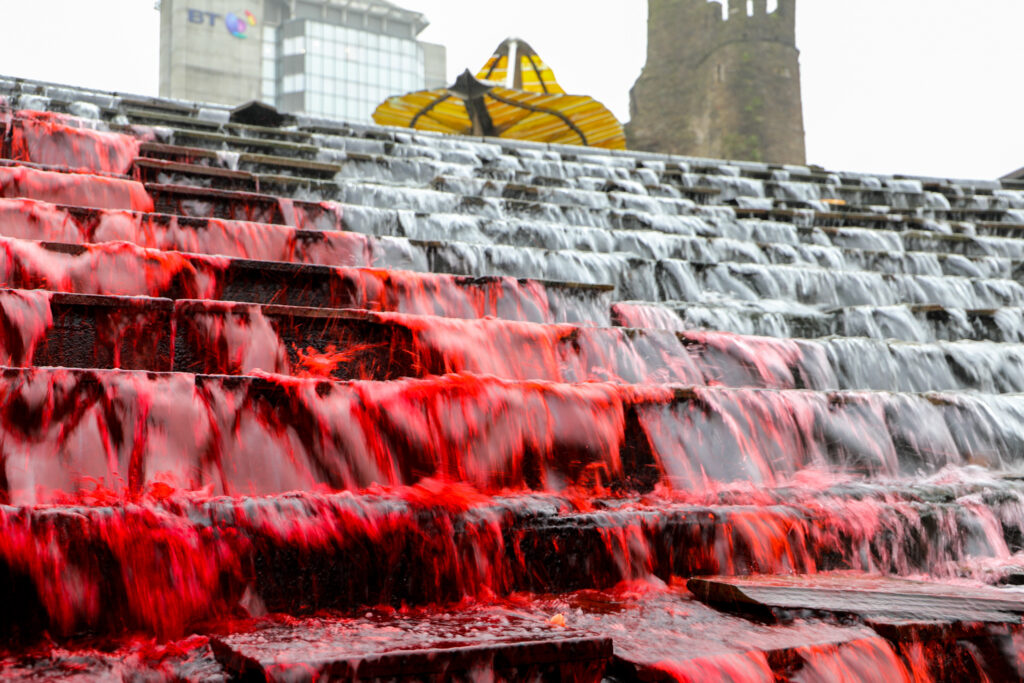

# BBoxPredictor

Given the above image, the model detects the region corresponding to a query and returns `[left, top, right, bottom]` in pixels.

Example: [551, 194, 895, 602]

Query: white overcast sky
[1, 0, 1022, 180]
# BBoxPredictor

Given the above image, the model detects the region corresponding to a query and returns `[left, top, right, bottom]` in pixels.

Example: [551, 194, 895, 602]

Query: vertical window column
[261, 26, 278, 105]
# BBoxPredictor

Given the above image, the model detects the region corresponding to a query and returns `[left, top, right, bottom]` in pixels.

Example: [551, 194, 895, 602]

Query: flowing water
[2, 96, 1024, 680]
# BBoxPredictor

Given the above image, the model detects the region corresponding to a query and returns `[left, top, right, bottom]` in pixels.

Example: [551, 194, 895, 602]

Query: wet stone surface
[210, 609, 612, 681]
[8, 85, 1024, 680]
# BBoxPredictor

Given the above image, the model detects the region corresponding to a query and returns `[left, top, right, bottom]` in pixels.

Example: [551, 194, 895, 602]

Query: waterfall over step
[3, 79, 1024, 680]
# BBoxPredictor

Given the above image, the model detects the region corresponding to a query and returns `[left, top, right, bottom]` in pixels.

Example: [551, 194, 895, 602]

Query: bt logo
[187, 8, 257, 39]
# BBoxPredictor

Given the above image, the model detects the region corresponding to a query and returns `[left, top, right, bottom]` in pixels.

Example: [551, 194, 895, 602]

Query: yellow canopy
[372, 39, 625, 150]
[475, 38, 565, 95]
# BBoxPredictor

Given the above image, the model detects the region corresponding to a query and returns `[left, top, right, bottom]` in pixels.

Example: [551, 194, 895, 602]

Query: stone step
[332, 175, 1024, 261]
[293, 152, 1009, 225]
[369, 182, 1024, 265]
[124, 108, 317, 144]
[689, 574, 1024, 631]
[120, 106, 224, 131]
[208, 594, 912, 683]
[688, 575, 1024, 681]
[903, 230, 1024, 260]
[977, 220, 1024, 237]
[133, 157, 258, 192]
[138, 141, 342, 182]
[0, 197, 639, 298]
[145, 181, 342, 230]
[385, 211, 1014, 280]
[3, 482, 1024, 637]
[736, 204, 1022, 232]
[159, 127, 321, 159]
[153, 116, 974, 220]
[12, 290, 1024, 394]
[210, 613, 613, 682]
[671, 261, 1024, 310]
[0, 236, 611, 324]
[128, 184, 1024, 309]
[0, 293, 690, 383]
[138, 123, 663, 191]
[4, 112, 140, 176]
[6, 367, 1024, 502]
[614, 299, 1024, 344]
[0, 197, 385, 268]
[0, 165, 153, 212]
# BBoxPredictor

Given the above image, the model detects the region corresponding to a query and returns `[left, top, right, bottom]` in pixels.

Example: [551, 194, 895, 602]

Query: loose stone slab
[210, 609, 612, 681]
[687, 573, 1024, 635]
[510, 582, 903, 682]
[687, 574, 1024, 680]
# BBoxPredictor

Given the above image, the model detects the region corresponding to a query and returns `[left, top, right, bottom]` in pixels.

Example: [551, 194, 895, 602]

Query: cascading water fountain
[3, 78, 1024, 680]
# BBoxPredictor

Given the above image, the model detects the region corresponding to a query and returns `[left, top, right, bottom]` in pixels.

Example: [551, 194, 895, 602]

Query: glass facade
[267, 18, 428, 124]
[161, 0, 442, 122]
[261, 26, 278, 105]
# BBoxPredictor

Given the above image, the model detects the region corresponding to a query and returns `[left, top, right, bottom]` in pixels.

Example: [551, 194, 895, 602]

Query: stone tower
[627, 0, 805, 164]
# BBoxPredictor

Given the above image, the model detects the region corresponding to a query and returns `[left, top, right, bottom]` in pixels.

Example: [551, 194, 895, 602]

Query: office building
[159, 0, 447, 123]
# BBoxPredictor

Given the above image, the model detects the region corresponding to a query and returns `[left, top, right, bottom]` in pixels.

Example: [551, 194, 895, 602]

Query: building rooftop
[304, 0, 429, 32]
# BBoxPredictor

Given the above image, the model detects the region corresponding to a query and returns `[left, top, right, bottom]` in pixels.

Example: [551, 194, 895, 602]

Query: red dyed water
[176, 300, 289, 375]
[0, 236, 224, 298]
[0, 288, 52, 365]
[0, 101, 1018, 681]
[0, 198, 372, 265]
[651, 652, 774, 682]
[0, 166, 153, 212]
[786, 638, 913, 683]
[10, 111, 141, 175]
[612, 301, 689, 332]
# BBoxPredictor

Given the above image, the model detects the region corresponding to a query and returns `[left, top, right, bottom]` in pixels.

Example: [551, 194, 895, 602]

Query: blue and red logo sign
[226, 10, 257, 38]
[188, 9, 257, 39]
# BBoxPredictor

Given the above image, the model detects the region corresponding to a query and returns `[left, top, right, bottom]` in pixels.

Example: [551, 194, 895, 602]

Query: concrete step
[138, 141, 341, 182]
[361, 206, 1015, 280]
[0, 165, 152, 212]
[6, 367, 1024, 502]
[10, 290, 1024, 394]
[3, 482, 1024, 637]
[613, 299, 1024, 344]
[160, 127, 321, 159]
[0, 237, 611, 324]
[675, 260, 1024, 310]
[133, 157, 258, 192]
[210, 612, 613, 682]
[0, 197, 379, 267]
[146, 181, 341, 230]
[688, 574, 1024, 680]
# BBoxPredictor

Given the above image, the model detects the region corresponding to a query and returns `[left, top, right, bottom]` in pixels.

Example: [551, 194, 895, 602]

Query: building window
[277, 18, 429, 123]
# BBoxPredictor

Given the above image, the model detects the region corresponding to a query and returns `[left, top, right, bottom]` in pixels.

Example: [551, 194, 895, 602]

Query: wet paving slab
[204, 581, 930, 682]
[688, 572, 1024, 627]
[689, 573, 1024, 680]
[210, 609, 611, 681]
